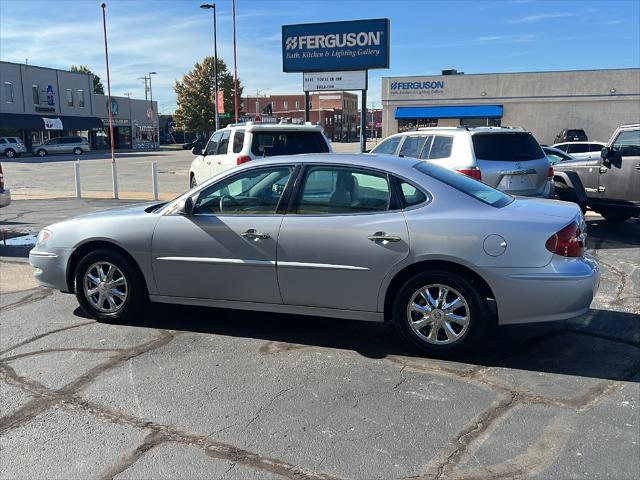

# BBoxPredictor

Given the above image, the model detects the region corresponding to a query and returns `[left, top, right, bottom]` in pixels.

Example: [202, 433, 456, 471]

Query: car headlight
[37, 229, 53, 245]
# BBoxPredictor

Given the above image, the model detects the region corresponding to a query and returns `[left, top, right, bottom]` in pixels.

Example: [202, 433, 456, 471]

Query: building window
[77, 89, 85, 107]
[4, 82, 13, 103]
[283, 100, 288, 109]
[66, 89, 74, 106]
[309, 101, 312, 109]
[272, 101, 276, 110]
[295, 100, 300, 109]
[32, 85, 40, 105]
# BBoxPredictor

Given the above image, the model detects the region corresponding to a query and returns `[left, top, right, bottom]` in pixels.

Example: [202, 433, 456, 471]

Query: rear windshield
[567, 130, 586, 136]
[414, 162, 513, 208]
[472, 132, 544, 162]
[251, 131, 329, 156]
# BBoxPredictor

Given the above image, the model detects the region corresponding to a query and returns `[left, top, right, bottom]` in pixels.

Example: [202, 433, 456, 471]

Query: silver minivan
[34, 136, 90, 157]
[370, 127, 554, 197]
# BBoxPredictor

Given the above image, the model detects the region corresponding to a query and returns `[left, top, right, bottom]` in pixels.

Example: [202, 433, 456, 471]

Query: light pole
[148, 71, 157, 147]
[200, 3, 219, 131]
[137, 76, 149, 100]
[255, 88, 270, 116]
[100, 2, 117, 198]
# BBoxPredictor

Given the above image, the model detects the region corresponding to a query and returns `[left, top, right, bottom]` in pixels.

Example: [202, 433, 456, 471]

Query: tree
[70, 65, 105, 94]
[173, 57, 244, 133]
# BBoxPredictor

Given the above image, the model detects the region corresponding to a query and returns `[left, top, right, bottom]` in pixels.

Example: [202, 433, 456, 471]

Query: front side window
[370, 136, 402, 155]
[4, 82, 14, 103]
[194, 166, 293, 215]
[204, 131, 222, 156]
[232, 130, 245, 153]
[66, 89, 73, 106]
[78, 89, 85, 107]
[612, 130, 640, 157]
[32, 85, 39, 105]
[217, 130, 230, 154]
[0, 139, 6, 144]
[47, 138, 60, 145]
[294, 166, 391, 215]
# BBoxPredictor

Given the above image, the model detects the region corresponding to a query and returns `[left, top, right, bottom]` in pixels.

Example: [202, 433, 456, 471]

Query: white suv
[189, 123, 332, 186]
[370, 126, 553, 197]
[0, 137, 27, 158]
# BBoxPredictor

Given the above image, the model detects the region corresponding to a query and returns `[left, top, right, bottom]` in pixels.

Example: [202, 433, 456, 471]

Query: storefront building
[0, 61, 157, 151]
[381, 68, 640, 144]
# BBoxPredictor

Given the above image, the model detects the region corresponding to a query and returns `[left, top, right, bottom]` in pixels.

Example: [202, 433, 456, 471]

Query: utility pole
[200, 3, 219, 131]
[149, 71, 157, 147]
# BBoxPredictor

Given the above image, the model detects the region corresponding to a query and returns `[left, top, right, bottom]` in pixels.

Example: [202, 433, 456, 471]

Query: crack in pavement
[0, 320, 95, 357]
[0, 287, 54, 313]
[0, 333, 343, 480]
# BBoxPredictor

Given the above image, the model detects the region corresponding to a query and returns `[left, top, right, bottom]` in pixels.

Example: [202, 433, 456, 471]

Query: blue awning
[395, 105, 503, 119]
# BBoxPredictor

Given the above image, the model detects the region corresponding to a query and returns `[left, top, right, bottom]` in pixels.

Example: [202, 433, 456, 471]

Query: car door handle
[635, 164, 640, 170]
[368, 233, 401, 243]
[241, 229, 270, 240]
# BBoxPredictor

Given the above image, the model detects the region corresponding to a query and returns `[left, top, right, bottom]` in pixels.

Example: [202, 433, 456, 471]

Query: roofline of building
[0, 60, 95, 78]
[382, 67, 640, 79]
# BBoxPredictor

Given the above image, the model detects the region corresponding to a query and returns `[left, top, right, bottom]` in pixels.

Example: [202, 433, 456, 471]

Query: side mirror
[600, 146, 609, 160]
[192, 145, 202, 156]
[176, 196, 195, 215]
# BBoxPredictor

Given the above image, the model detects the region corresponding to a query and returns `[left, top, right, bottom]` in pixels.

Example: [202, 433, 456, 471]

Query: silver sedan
[29, 154, 599, 355]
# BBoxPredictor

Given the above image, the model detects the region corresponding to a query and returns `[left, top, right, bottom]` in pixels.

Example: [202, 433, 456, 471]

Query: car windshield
[472, 132, 544, 162]
[414, 162, 514, 208]
[250, 131, 329, 156]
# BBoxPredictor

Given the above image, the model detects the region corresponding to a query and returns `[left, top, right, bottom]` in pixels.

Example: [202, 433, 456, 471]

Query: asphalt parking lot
[1, 200, 639, 479]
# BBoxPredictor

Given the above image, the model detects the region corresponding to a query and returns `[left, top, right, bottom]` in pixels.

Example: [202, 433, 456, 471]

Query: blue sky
[1, 0, 638, 113]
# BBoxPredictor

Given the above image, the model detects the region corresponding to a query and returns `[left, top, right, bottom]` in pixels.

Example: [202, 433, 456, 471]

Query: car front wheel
[37, 149, 47, 157]
[393, 271, 489, 356]
[74, 249, 146, 321]
[73, 147, 83, 155]
[4, 148, 16, 158]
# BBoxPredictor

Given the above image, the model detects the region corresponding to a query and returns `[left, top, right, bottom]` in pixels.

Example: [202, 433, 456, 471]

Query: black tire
[554, 182, 587, 213]
[600, 211, 631, 222]
[37, 149, 47, 157]
[392, 270, 490, 357]
[74, 248, 147, 322]
[190, 175, 197, 189]
[73, 147, 83, 155]
[4, 148, 16, 158]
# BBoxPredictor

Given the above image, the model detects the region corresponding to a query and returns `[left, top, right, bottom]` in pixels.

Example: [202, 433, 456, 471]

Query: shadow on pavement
[5, 152, 167, 164]
[586, 217, 640, 249]
[82, 303, 640, 383]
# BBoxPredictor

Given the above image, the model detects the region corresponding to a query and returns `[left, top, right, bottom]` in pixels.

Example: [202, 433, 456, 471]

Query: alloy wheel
[406, 284, 470, 345]
[83, 261, 128, 313]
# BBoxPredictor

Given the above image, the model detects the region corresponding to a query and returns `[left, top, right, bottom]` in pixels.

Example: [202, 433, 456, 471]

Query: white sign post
[303, 70, 367, 92]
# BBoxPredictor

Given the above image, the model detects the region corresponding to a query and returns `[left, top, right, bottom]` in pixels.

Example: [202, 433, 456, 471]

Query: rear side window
[589, 144, 604, 152]
[554, 144, 569, 152]
[427, 136, 453, 159]
[371, 136, 401, 155]
[398, 180, 427, 206]
[250, 131, 329, 156]
[472, 132, 544, 161]
[7, 138, 17, 143]
[415, 162, 513, 208]
[232, 130, 244, 153]
[399, 135, 429, 159]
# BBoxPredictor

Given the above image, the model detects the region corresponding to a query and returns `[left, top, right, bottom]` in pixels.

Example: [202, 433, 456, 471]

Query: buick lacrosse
[30, 154, 599, 355]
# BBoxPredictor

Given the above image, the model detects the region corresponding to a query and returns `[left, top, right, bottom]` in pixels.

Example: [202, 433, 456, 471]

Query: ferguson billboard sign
[282, 19, 390, 72]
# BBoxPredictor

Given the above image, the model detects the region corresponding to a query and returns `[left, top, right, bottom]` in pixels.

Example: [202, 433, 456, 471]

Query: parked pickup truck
[553, 124, 639, 222]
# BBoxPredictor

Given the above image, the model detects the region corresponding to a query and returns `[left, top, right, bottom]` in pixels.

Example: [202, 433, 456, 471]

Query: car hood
[74, 202, 163, 220]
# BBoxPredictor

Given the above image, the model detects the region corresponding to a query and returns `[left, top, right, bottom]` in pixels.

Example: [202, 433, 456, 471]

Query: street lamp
[200, 3, 219, 131]
[148, 71, 157, 147]
[255, 88, 270, 115]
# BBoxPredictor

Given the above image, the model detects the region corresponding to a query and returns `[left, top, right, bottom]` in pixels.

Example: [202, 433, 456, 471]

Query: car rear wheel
[73, 147, 83, 155]
[4, 148, 16, 158]
[74, 249, 146, 322]
[393, 271, 489, 356]
[190, 174, 197, 189]
[37, 149, 47, 157]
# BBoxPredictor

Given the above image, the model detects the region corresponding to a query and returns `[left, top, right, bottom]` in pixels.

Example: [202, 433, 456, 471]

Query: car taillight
[456, 167, 482, 181]
[545, 222, 584, 257]
[548, 166, 554, 178]
[236, 155, 251, 165]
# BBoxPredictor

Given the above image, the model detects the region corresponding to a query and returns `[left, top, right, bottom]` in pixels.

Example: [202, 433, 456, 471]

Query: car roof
[244, 152, 420, 176]
[223, 123, 323, 132]
[388, 126, 530, 137]
[553, 141, 605, 145]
